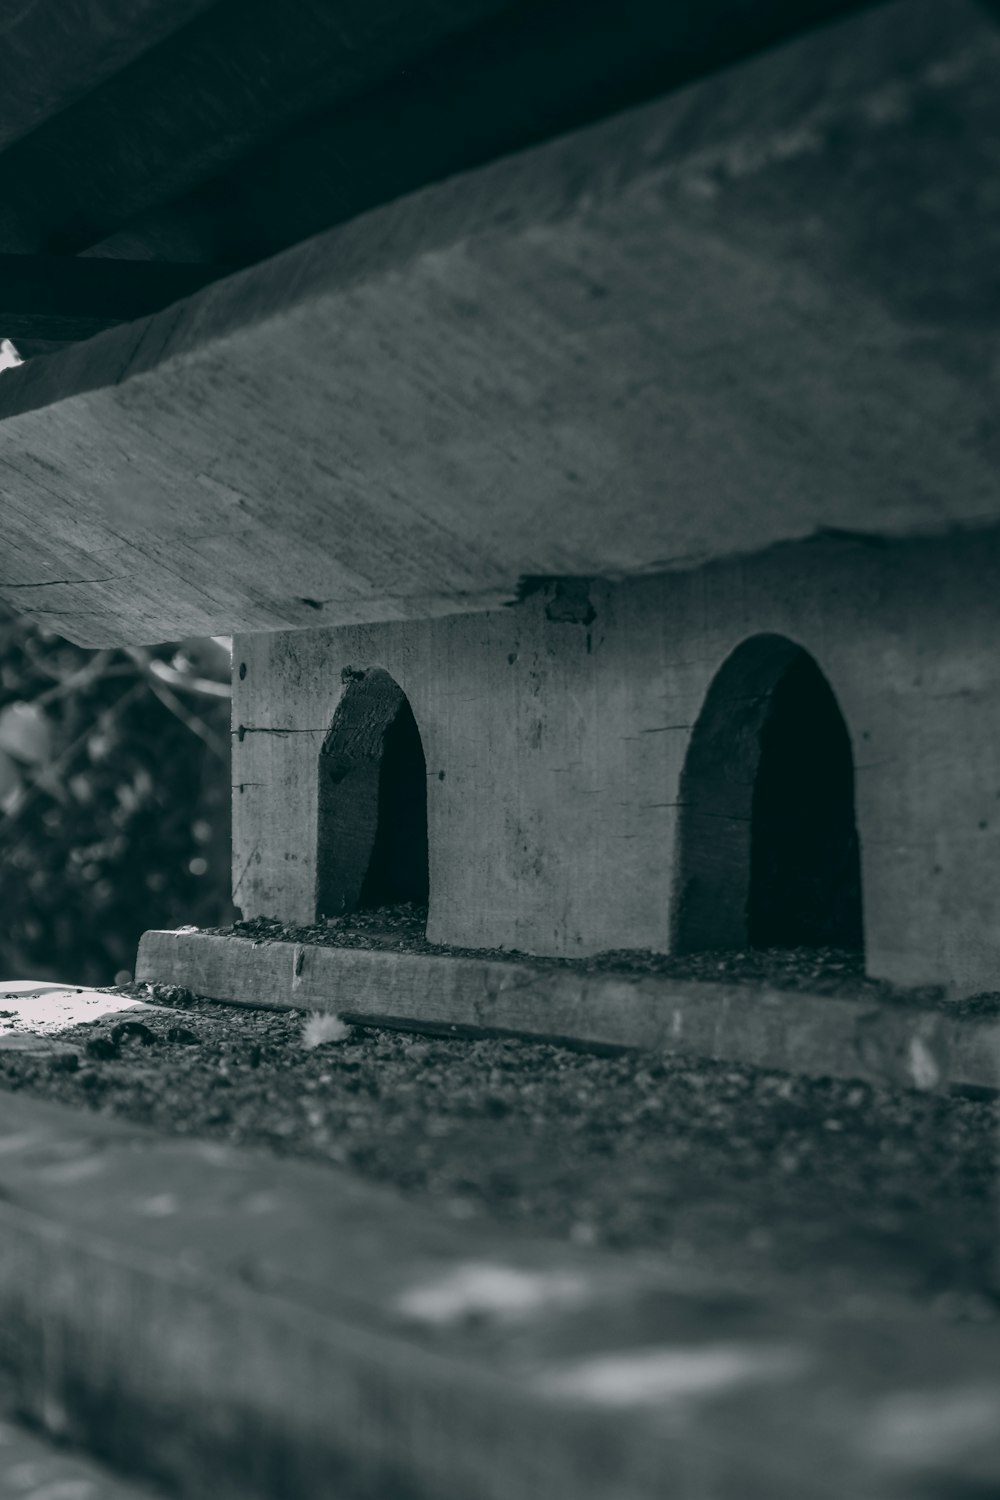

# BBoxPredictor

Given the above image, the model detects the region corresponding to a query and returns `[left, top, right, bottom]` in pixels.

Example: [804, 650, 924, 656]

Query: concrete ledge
[0, 1089, 998, 1499]
[136, 930, 1000, 1095]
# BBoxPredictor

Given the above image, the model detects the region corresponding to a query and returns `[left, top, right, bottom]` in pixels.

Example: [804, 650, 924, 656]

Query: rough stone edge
[136, 930, 1000, 1095]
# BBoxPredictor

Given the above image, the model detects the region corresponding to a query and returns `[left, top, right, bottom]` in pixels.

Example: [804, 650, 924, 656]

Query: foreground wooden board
[136, 930, 1000, 1095]
[0, 1087, 997, 1499]
[0, 0, 998, 644]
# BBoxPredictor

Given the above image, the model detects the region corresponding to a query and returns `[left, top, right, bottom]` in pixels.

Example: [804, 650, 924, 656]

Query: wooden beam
[0, 255, 227, 341]
[0, 0, 870, 261]
[0, 0, 996, 645]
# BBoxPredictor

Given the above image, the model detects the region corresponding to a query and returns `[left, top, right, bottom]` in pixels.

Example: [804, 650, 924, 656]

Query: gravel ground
[212, 909, 1000, 1018]
[0, 982, 996, 1326]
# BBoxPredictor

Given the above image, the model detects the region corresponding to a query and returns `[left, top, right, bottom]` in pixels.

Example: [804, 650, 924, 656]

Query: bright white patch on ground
[396, 1262, 591, 1324]
[533, 1342, 807, 1406]
[301, 1012, 350, 1049]
[0, 981, 155, 1037]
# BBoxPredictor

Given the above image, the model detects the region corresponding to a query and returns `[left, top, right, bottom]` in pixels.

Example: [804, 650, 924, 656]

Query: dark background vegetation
[0, 607, 237, 985]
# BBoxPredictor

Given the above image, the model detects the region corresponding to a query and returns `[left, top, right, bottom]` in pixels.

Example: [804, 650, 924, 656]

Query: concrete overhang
[0, 0, 997, 646]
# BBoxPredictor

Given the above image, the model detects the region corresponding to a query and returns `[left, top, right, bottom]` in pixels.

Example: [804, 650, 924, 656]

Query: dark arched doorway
[316, 669, 428, 919]
[671, 635, 863, 955]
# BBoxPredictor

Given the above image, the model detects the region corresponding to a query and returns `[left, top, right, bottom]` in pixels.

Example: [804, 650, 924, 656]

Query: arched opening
[671, 635, 863, 955]
[316, 669, 428, 920]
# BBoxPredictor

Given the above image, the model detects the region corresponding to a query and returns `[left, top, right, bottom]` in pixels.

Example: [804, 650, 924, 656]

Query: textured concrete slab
[0, 1087, 997, 1499]
[136, 930, 1000, 1095]
[0, 1, 997, 643]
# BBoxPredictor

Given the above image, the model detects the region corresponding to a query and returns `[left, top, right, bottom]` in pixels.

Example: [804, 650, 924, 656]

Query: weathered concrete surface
[136, 929, 1000, 1095]
[232, 530, 1000, 994]
[0, 1087, 998, 1500]
[0, 0, 997, 644]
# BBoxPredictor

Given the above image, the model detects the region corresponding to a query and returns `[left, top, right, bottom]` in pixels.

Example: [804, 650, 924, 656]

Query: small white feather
[301, 1012, 350, 1049]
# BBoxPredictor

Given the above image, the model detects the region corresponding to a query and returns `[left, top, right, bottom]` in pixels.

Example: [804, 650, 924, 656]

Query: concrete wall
[232, 530, 1000, 996]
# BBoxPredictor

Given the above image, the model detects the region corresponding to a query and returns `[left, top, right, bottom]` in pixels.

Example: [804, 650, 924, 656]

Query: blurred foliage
[0, 608, 237, 985]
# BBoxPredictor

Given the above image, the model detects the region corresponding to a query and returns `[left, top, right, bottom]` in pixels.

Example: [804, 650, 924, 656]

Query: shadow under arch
[671, 634, 863, 954]
[316, 668, 428, 919]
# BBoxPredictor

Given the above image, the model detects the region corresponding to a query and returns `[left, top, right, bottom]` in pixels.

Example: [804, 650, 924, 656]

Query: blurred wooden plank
[0, 1, 997, 645]
[0, 1088, 997, 1499]
[135, 930, 1000, 1094]
[0, 255, 224, 340]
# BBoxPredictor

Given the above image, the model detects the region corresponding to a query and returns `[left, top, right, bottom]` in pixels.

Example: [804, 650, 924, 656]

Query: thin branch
[34, 651, 136, 705]
[147, 657, 231, 698]
[143, 675, 229, 760]
[125, 645, 230, 699]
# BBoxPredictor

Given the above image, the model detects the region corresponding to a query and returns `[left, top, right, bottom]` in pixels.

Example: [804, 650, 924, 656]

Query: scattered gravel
[0, 984, 995, 1326]
[208, 908, 1000, 1018]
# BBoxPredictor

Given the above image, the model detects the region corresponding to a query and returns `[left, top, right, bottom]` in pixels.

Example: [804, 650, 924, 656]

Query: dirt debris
[0, 982, 995, 1326]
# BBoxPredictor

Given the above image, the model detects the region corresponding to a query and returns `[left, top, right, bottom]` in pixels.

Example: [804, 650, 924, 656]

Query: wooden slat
[0, 0, 996, 645]
[0, 1087, 998, 1499]
[0, 255, 226, 341]
[135, 929, 1000, 1094]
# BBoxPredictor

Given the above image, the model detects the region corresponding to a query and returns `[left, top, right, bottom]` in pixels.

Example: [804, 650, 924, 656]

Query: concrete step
[0, 1087, 997, 1500]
